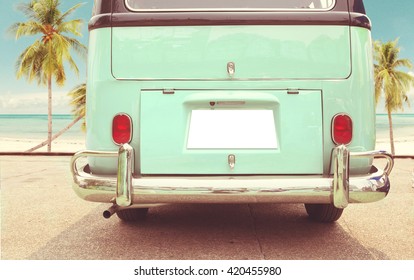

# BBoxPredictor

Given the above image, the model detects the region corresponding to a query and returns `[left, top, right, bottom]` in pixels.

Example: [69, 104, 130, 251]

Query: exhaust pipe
[103, 204, 119, 219]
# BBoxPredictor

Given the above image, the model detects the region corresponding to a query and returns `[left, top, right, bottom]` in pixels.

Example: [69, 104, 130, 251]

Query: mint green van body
[71, 0, 394, 222]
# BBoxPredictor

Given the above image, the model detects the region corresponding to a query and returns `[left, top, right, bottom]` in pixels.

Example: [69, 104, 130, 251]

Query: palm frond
[15, 1, 38, 20]
[16, 40, 48, 85]
[392, 58, 412, 69]
[68, 83, 86, 131]
[57, 3, 84, 25]
[63, 36, 88, 61]
[34, 0, 61, 25]
[12, 21, 44, 39]
[57, 19, 84, 36]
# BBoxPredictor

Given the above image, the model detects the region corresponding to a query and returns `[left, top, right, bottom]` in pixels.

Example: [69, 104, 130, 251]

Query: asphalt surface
[1, 156, 413, 260]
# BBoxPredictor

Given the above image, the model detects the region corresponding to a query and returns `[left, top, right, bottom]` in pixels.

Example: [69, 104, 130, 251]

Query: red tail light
[112, 114, 132, 145]
[332, 114, 353, 145]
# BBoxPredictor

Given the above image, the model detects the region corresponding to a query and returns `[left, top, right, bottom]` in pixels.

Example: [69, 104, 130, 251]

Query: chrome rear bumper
[70, 144, 394, 209]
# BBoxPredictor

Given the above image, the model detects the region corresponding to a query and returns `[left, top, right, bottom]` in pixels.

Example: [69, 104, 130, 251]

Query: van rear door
[140, 90, 323, 175]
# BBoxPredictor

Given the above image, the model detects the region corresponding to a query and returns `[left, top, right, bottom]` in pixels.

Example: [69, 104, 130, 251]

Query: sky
[0, 0, 413, 114]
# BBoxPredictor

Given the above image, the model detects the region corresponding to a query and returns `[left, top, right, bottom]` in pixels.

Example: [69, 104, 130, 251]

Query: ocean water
[0, 114, 413, 141]
[375, 114, 414, 140]
[0, 114, 84, 141]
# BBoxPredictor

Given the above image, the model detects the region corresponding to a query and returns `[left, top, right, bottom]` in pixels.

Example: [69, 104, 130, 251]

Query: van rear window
[125, 0, 336, 11]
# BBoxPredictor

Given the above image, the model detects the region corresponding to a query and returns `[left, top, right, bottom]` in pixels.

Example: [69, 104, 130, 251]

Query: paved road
[1, 156, 413, 260]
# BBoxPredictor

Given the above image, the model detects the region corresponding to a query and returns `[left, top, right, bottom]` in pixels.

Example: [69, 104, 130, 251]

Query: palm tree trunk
[387, 108, 395, 156]
[47, 75, 52, 152]
[25, 115, 83, 152]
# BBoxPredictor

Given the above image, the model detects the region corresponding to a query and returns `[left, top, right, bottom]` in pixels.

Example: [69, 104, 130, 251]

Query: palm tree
[373, 39, 414, 155]
[25, 83, 86, 153]
[10, 0, 87, 152]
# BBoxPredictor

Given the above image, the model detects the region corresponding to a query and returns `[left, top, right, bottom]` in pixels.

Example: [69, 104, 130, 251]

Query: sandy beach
[375, 126, 414, 156]
[375, 137, 414, 156]
[0, 137, 85, 153]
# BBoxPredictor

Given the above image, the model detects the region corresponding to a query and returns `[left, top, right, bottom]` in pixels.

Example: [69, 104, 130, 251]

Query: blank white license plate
[187, 110, 278, 149]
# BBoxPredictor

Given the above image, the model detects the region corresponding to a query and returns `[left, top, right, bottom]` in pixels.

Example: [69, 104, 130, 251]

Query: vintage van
[71, 0, 394, 222]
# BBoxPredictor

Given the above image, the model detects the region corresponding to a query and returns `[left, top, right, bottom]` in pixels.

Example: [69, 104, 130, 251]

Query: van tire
[116, 208, 149, 222]
[304, 204, 343, 222]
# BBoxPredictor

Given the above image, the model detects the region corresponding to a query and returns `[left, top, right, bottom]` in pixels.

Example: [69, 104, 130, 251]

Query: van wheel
[116, 208, 149, 222]
[304, 204, 343, 222]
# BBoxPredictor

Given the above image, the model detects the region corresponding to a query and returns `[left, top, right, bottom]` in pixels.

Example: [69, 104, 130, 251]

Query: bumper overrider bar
[71, 144, 394, 211]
